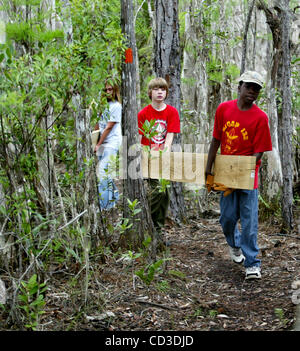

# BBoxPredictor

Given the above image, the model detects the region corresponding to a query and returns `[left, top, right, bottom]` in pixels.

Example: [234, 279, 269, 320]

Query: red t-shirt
[138, 104, 180, 149]
[213, 99, 272, 188]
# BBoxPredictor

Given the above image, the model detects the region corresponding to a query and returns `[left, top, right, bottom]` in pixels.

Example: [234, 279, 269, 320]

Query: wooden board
[91, 130, 100, 149]
[141, 150, 256, 190]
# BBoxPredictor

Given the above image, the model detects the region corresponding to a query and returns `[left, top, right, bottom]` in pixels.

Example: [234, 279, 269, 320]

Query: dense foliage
[0, 0, 125, 328]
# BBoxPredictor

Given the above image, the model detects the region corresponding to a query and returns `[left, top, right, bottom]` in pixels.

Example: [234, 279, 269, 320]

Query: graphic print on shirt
[151, 119, 167, 145]
[222, 120, 248, 154]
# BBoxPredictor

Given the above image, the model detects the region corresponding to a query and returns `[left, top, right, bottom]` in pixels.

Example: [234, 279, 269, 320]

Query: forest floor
[35, 201, 300, 332]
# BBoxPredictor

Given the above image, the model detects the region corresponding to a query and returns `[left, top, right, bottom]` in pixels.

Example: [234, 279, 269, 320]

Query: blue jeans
[219, 189, 260, 268]
[97, 147, 119, 210]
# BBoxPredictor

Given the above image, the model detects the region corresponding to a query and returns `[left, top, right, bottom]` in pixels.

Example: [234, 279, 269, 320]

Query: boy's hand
[205, 174, 234, 197]
[213, 182, 234, 197]
[206, 174, 214, 193]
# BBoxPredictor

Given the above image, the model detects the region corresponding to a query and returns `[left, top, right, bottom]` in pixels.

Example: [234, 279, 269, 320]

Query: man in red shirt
[138, 78, 180, 239]
[205, 71, 272, 279]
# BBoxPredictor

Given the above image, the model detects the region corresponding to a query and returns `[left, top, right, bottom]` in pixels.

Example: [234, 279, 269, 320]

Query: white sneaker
[245, 266, 261, 280]
[229, 247, 245, 264]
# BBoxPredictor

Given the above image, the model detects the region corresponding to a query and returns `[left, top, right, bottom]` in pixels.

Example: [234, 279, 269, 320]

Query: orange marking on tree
[125, 48, 133, 63]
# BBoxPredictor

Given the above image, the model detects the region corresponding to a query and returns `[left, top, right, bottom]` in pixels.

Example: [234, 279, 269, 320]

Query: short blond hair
[148, 77, 169, 99]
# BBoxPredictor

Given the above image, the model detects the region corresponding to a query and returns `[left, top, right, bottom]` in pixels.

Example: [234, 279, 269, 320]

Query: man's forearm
[205, 137, 220, 175]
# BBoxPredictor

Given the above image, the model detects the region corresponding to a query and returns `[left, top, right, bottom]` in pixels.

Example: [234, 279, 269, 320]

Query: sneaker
[229, 247, 245, 264]
[245, 266, 261, 280]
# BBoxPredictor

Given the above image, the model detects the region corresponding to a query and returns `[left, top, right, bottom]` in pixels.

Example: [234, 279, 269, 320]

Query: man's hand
[206, 174, 214, 193]
[205, 174, 234, 197]
[213, 183, 234, 197]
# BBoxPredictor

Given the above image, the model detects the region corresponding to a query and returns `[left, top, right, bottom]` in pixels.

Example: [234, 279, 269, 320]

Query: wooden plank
[213, 154, 256, 190]
[91, 130, 100, 149]
[142, 150, 256, 190]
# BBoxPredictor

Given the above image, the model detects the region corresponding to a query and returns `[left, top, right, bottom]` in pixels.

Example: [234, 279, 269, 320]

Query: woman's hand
[94, 144, 100, 153]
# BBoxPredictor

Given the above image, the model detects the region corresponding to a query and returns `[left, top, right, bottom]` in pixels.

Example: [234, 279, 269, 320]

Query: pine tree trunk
[154, 0, 186, 224]
[73, 94, 99, 239]
[59, 0, 73, 44]
[253, 1, 282, 201]
[241, 0, 256, 74]
[257, 0, 293, 231]
[121, 0, 156, 252]
[279, 0, 293, 231]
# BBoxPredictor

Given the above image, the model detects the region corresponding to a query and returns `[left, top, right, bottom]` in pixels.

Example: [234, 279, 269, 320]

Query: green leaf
[6, 47, 11, 59]
[18, 295, 28, 303]
[27, 274, 37, 286]
[4, 71, 12, 81]
[168, 270, 186, 279]
[142, 235, 152, 248]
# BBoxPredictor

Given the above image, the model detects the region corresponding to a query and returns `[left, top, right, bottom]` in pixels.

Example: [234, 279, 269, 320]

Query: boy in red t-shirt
[138, 78, 180, 239]
[138, 79, 180, 150]
[205, 71, 272, 280]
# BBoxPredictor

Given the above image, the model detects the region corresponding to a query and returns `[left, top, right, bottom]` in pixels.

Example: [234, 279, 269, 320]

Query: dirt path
[40, 212, 300, 331]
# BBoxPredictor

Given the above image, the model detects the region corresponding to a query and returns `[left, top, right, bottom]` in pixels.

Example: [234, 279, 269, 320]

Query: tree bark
[58, 0, 73, 44]
[256, 0, 282, 201]
[72, 93, 99, 247]
[121, 0, 156, 252]
[154, 0, 186, 224]
[241, 0, 256, 74]
[279, 0, 293, 231]
[257, 0, 293, 231]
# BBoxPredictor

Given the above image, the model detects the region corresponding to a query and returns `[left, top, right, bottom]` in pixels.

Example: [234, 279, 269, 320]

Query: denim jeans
[219, 189, 260, 268]
[97, 147, 119, 210]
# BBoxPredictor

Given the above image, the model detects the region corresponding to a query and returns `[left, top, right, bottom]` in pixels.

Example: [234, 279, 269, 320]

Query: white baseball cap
[238, 71, 264, 88]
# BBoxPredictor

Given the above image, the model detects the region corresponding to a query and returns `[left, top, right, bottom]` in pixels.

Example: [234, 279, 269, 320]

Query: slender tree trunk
[255, 1, 282, 201]
[154, 0, 186, 224]
[0, 11, 6, 44]
[133, 0, 144, 112]
[280, 0, 293, 231]
[241, 0, 256, 74]
[121, 0, 156, 252]
[72, 93, 99, 247]
[257, 0, 293, 231]
[59, 0, 73, 44]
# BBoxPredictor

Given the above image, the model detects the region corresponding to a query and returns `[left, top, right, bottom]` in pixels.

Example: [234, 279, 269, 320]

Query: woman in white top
[94, 81, 122, 210]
